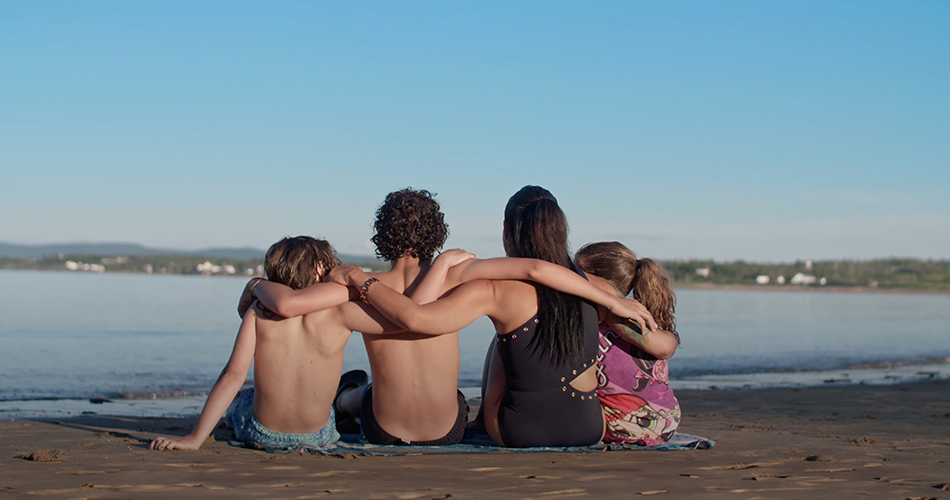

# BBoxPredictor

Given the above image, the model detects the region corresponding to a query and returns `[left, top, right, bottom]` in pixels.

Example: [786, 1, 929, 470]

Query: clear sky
[2, 1, 948, 261]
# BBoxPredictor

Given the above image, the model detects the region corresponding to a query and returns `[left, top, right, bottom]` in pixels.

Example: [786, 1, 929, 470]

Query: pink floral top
[596, 323, 680, 446]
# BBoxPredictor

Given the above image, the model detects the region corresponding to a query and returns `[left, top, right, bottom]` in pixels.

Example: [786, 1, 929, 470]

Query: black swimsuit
[495, 288, 603, 448]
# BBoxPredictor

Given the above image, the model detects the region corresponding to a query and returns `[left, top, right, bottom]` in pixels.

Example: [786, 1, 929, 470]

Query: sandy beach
[2, 380, 948, 499]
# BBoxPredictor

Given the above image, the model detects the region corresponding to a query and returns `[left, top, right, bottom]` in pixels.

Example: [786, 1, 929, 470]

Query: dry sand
[2, 380, 948, 499]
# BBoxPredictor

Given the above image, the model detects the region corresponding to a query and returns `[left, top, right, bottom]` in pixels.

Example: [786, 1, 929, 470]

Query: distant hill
[0, 241, 378, 263]
[2, 242, 947, 290]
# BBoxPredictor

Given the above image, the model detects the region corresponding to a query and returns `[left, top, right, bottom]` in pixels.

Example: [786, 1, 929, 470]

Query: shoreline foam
[4, 361, 949, 420]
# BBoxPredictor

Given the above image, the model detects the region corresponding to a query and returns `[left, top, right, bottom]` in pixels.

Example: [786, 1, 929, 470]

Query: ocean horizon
[2, 269, 948, 418]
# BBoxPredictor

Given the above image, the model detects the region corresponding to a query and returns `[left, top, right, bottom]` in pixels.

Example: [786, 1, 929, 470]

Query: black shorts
[360, 385, 469, 446]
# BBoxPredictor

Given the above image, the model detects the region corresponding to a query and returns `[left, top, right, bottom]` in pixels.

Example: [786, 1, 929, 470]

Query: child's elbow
[400, 313, 431, 334]
[396, 307, 447, 334]
[653, 338, 677, 360]
[656, 346, 676, 360]
[525, 260, 547, 281]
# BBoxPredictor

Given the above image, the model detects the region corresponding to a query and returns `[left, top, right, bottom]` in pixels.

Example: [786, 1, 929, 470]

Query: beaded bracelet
[359, 277, 380, 303]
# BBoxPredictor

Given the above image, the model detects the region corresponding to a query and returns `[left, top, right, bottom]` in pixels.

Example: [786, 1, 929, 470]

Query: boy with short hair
[150, 236, 399, 452]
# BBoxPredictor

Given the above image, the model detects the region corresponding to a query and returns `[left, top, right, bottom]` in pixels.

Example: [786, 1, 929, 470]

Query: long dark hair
[504, 186, 585, 366]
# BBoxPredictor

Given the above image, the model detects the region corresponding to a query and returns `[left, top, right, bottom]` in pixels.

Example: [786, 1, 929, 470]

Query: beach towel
[233, 430, 714, 456]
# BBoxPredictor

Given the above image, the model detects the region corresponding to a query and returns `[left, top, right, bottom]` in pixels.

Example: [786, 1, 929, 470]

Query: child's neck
[388, 255, 431, 272]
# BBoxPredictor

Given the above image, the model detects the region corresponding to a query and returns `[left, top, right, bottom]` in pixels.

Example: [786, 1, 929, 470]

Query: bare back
[363, 261, 462, 441]
[252, 307, 351, 434]
[482, 279, 601, 445]
[484, 280, 599, 392]
[341, 263, 607, 446]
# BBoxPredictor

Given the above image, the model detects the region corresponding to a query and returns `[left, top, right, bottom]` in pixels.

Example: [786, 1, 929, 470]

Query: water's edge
[3, 360, 947, 420]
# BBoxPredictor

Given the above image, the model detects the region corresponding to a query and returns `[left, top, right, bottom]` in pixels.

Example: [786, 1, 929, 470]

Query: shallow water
[671, 288, 950, 378]
[1, 269, 948, 416]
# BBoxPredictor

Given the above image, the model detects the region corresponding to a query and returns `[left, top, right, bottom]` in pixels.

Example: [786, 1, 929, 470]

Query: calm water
[1, 270, 948, 410]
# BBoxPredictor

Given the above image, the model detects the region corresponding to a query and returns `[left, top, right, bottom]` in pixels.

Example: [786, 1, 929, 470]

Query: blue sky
[1, 1, 947, 261]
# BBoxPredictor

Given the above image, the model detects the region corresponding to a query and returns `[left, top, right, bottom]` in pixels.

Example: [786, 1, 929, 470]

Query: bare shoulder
[300, 307, 346, 333]
[253, 303, 298, 325]
[479, 280, 536, 311]
[486, 280, 538, 332]
[369, 270, 402, 289]
[447, 278, 496, 300]
[490, 279, 536, 300]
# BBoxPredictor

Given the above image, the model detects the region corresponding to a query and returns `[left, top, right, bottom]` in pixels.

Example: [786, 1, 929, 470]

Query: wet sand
[2, 380, 948, 499]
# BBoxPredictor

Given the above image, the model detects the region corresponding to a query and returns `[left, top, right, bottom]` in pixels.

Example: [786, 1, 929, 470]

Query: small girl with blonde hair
[575, 242, 681, 446]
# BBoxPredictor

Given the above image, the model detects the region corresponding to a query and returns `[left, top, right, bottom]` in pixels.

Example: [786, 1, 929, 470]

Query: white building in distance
[790, 273, 818, 285]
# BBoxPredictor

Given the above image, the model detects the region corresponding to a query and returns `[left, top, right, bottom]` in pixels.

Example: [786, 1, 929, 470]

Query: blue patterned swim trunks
[225, 388, 340, 453]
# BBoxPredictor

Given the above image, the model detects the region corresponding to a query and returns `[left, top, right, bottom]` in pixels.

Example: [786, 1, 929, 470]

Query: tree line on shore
[2, 254, 948, 291]
[665, 258, 950, 291]
[0, 253, 390, 276]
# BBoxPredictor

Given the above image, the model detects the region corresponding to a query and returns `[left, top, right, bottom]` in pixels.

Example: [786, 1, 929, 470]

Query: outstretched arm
[238, 278, 358, 319]
[442, 257, 659, 333]
[337, 300, 437, 336]
[607, 315, 678, 360]
[151, 305, 258, 451]
[407, 249, 476, 304]
[332, 265, 495, 334]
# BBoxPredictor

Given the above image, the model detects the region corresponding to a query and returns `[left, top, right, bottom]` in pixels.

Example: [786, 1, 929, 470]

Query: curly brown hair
[371, 188, 448, 262]
[265, 236, 341, 290]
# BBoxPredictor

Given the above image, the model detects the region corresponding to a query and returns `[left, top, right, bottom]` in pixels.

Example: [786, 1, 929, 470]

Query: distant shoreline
[3, 268, 948, 296]
[5, 249, 949, 292]
[675, 282, 950, 296]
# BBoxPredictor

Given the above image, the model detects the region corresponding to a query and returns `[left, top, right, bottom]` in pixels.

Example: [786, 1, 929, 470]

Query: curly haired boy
[253, 189, 471, 445]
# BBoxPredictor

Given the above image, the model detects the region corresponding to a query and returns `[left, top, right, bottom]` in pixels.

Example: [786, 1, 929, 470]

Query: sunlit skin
[251, 247, 657, 444]
[252, 250, 475, 442]
[150, 267, 412, 452]
[327, 257, 660, 446]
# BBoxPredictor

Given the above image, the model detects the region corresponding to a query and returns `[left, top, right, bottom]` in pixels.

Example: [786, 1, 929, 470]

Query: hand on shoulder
[237, 277, 265, 318]
[327, 264, 371, 288]
[436, 248, 476, 268]
[250, 299, 281, 321]
[609, 297, 658, 334]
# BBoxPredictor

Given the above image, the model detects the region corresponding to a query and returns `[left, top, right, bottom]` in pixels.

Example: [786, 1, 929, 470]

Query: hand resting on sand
[150, 433, 205, 451]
